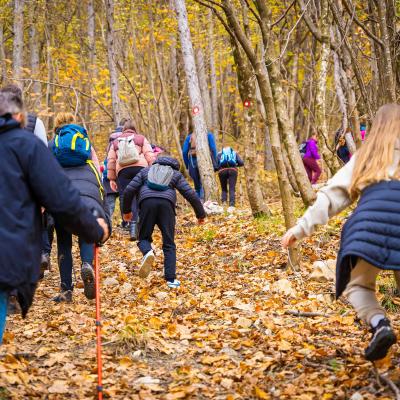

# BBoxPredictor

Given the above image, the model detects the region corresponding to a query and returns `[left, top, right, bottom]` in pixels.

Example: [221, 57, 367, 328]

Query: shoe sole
[365, 332, 397, 361]
[81, 265, 95, 300]
[139, 254, 154, 279]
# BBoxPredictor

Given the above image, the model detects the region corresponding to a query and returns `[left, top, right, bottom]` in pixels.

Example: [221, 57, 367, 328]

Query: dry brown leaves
[0, 208, 399, 399]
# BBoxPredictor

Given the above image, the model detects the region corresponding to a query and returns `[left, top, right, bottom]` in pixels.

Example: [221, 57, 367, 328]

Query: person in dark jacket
[50, 112, 110, 303]
[122, 156, 206, 288]
[216, 147, 244, 208]
[0, 92, 108, 342]
[182, 130, 217, 199]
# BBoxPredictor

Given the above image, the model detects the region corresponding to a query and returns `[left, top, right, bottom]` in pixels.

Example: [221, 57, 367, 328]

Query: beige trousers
[344, 258, 400, 324]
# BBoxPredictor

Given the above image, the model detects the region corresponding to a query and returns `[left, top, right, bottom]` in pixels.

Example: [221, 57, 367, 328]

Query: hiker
[0, 92, 109, 342]
[50, 112, 110, 302]
[102, 121, 126, 224]
[282, 103, 400, 362]
[216, 146, 244, 209]
[151, 143, 166, 157]
[107, 119, 155, 240]
[0, 84, 48, 145]
[302, 133, 322, 185]
[122, 155, 206, 288]
[335, 129, 351, 164]
[182, 129, 217, 199]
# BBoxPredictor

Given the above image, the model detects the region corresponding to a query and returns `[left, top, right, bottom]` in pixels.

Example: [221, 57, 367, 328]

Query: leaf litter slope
[0, 209, 399, 399]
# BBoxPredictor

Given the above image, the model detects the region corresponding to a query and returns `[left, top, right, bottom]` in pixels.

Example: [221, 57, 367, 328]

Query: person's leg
[79, 238, 95, 300]
[310, 159, 322, 184]
[344, 258, 396, 360]
[189, 164, 202, 198]
[228, 169, 238, 207]
[105, 193, 117, 218]
[55, 224, 74, 292]
[137, 199, 157, 278]
[157, 200, 177, 283]
[0, 290, 8, 343]
[302, 158, 313, 182]
[218, 170, 228, 204]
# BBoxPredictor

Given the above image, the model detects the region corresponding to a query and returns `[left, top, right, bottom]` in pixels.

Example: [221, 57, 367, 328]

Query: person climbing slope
[107, 119, 155, 240]
[0, 92, 109, 343]
[50, 112, 110, 302]
[122, 155, 206, 288]
[302, 132, 322, 185]
[216, 146, 244, 209]
[282, 104, 400, 362]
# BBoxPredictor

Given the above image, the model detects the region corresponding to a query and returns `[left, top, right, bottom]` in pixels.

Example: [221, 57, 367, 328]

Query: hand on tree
[110, 180, 118, 192]
[123, 212, 133, 222]
[281, 229, 297, 249]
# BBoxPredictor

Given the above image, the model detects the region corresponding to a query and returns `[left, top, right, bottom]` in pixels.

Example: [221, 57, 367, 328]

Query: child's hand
[281, 229, 297, 249]
[123, 212, 132, 222]
[198, 218, 205, 225]
[97, 218, 110, 243]
[110, 180, 118, 192]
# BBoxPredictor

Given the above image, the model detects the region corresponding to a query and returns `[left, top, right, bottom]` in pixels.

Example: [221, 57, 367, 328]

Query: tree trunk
[29, 4, 41, 105]
[0, 19, 7, 83]
[86, 0, 96, 121]
[195, 46, 212, 131]
[174, 0, 218, 201]
[12, 0, 24, 82]
[208, 10, 219, 133]
[104, 0, 121, 123]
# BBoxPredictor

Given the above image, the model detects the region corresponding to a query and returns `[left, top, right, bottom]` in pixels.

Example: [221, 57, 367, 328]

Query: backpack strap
[25, 113, 37, 133]
[87, 160, 105, 201]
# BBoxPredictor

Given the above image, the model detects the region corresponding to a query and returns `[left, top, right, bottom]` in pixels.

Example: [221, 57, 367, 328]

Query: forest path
[0, 209, 398, 399]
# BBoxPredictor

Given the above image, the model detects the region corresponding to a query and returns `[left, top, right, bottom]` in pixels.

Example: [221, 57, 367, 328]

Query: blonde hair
[54, 112, 75, 130]
[350, 104, 400, 199]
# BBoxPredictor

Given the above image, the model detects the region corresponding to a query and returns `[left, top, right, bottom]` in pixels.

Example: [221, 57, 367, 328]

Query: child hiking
[122, 156, 206, 288]
[302, 132, 322, 185]
[282, 104, 400, 362]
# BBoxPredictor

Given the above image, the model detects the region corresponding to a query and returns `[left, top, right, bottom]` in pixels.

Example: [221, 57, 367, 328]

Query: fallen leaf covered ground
[1, 206, 400, 399]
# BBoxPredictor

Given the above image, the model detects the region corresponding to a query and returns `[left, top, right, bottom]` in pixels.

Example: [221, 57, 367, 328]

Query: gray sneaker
[81, 262, 95, 300]
[53, 290, 73, 303]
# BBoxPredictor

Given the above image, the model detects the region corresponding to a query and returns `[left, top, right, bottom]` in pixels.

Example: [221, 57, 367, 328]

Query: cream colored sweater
[291, 149, 400, 240]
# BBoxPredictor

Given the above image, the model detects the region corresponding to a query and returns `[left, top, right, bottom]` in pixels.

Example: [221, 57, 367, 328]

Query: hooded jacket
[122, 156, 206, 219]
[0, 115, 104, 316]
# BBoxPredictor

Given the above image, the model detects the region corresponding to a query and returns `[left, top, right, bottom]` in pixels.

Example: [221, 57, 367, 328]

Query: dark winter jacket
[216, 149, 244, 171]
[122, 156, 206, 219]
[336, 181, 400, 297]
[0, 116, 104, 316]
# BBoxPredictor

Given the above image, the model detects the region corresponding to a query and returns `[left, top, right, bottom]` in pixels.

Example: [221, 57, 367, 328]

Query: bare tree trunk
[195, 46, 212, 130]
[264, 127, 275, 171]
[0, 19, 7, 83]
[174, 0, 218, 201]
[12, 0, 24, 82]
[29, 4, 41, 107]
[208, 10, 219, 133]
[332, 47, 348, 131]
[86, 0, 96, 121]
[104, 0, 121, 123]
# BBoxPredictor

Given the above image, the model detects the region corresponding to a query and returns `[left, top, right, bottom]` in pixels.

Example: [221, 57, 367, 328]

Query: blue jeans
[188, 160, 203, 200]
[55, 224, 94, 291]
[0, 291, 8, 344]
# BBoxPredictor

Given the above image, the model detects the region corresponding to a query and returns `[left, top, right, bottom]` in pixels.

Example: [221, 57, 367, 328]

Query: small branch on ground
[284, 310, 328, 317]
[376, 369, 400, 400]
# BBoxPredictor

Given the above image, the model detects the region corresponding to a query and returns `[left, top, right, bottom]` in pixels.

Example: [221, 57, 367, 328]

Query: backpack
[219, 147, 237, 167]
[117, 135, 140, 166]
[26, 113, 37, 133]
[147, 164, 174, 191]
[299, 142, 307, 158]
[53, 124, 91, 167]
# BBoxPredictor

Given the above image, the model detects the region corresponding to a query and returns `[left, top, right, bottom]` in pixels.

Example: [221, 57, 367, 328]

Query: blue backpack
[53, 124, 91, 167]
[219, 147, 237, 167]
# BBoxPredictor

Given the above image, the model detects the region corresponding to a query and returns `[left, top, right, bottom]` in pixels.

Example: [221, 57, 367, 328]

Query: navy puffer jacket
[337, 181, 400, 297]
[122, 156, 206, 219]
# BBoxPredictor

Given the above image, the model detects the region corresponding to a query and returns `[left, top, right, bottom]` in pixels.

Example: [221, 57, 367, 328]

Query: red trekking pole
[94, 244, 103, 399]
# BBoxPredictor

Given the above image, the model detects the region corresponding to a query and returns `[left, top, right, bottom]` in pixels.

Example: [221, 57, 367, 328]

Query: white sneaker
[138, 250, 155, 278]
[167, 279, 180, 289]
[227, 206, 235, 213]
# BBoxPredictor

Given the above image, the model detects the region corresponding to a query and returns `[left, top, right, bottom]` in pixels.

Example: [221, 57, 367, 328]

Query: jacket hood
[154, 156, 180, 171]
[0, 115, 20, 134]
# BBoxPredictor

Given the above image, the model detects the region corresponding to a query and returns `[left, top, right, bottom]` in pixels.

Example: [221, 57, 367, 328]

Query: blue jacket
[0, 116, 104, 315]
[182, 132, 217, 169]
[122, 157, 206, 219]
[337, 181, 400, 297]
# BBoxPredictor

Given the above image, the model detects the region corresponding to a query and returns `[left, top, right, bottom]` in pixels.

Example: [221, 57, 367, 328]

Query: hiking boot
[167, 279, 181, 289]
[138, 250, 154, 278]
[40, 253, 50, 279]
[53, 290, 73, 303]
[130, 223, 137, 241]
[365, 318, 397, 361]
[81, 262, 95, 300]
[7, 295, 21, 315]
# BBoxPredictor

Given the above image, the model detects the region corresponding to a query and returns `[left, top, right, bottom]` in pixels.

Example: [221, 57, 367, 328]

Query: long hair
[54, 112, 75, 131]
[349, 104, 400, 200]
